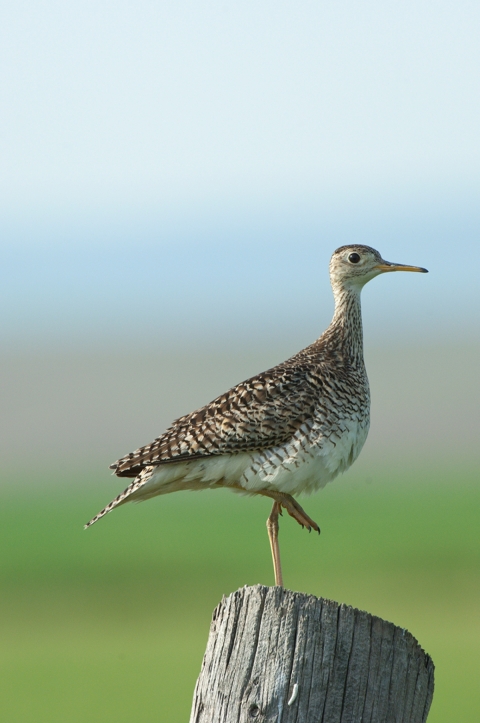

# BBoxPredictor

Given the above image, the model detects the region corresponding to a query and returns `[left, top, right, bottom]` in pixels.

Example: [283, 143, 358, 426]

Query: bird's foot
[260, 490, 320, 534]
[279, 494, 320, 534]
[256, 488, 320, 534]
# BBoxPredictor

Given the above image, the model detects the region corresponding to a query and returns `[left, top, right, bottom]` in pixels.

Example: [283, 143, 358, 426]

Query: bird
[85, 245, 427, 586]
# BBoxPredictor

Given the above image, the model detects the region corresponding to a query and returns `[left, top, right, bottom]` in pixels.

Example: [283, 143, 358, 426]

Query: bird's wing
[111, 362, 320, 477]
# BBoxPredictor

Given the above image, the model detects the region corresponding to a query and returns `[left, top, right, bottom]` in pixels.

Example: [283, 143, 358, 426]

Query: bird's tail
[84, 468, 152, 529]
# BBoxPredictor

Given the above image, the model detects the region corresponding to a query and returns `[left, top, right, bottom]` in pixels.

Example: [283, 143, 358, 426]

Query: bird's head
[329, 245, 428, 291]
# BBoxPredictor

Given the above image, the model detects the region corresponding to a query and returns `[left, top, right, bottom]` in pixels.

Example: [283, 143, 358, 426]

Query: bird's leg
[275, 493, 321, 534]
[229, 485, 320, 586]
[266, 501, 283, 587]
[258, 489, 320, 534]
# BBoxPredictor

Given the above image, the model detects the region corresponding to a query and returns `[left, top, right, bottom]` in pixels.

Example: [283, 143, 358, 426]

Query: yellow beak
[375, 262, 428, 273]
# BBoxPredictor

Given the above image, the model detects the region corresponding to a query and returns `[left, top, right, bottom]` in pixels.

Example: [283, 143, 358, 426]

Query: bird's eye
[348, 252, 361, 264]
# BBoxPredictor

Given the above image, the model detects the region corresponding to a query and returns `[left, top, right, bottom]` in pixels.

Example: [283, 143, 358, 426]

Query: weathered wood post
[190, 586, 434, 723]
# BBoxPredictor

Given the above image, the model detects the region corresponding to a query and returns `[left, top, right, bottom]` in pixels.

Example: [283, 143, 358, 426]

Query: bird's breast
[238, 407, 370, 496]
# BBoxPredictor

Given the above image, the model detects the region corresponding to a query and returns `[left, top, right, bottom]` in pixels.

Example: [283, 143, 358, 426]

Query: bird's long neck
[320, 282, 365, 367]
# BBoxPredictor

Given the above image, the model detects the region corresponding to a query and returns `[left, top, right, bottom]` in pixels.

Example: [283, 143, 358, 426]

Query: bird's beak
[375, 261, 428, 274]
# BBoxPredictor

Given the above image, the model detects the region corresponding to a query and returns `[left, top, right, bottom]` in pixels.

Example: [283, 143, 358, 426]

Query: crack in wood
[189, 586, 434, 723]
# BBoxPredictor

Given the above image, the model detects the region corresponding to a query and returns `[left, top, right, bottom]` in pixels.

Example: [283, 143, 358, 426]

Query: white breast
[130, 416, 369, 502]
[238, 417, 370, 496]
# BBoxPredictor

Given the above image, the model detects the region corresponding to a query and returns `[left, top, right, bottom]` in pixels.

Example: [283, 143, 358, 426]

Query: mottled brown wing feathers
[110, 362, 319, 477]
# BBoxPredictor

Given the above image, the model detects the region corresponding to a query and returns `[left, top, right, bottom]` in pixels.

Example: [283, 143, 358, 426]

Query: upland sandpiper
[86, 245, 427, 586]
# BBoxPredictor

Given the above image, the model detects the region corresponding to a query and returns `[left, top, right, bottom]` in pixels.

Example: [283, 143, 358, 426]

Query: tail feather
[84, 467, 153, 529]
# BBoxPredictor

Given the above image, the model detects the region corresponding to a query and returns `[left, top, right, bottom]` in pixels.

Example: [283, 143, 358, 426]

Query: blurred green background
[1, 467, 478, 722]
[1, 346, 479, 722]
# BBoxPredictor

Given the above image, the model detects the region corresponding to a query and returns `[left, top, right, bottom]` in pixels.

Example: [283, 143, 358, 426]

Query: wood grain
[189, 586, 434, 723]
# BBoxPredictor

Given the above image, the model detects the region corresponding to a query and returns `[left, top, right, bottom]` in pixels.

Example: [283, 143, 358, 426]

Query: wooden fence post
[189, 585, 434, 723]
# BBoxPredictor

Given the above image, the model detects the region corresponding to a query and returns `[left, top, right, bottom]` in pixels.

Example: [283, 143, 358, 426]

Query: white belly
[131, 417, 369, 502]
[237, 417, 369, 495]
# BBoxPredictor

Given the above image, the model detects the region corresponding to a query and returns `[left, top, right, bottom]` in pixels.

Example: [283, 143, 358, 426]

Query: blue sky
[1, 1, 479, 347]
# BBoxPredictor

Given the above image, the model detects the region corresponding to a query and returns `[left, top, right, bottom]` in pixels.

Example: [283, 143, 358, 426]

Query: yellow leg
[229, 485, 320, 587]
[267, 501, 283, 587]
[258, 489, 320, 533]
